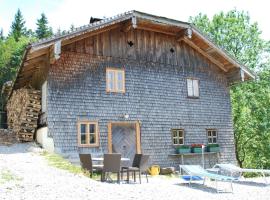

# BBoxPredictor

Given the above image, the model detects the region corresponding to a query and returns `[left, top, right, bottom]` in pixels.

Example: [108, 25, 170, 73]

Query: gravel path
[0, 143, 270, 200]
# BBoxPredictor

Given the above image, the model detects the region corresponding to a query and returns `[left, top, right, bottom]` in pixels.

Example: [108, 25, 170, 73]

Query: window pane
[80, 124, 86, 133]
[208, 131, 212, 136]
[81, 133, 86, 144]
[107, 71, 114, 91]
[90, 134, 96, 144]
[193, 80, 199, 97]
[172, 130, 177, 138]
[89, 124, 95, 133]
[178, 131, 183, 137]
[213, 138, 217, 143]
[173, 138, 178, 144]
[212, 131, 217, 136]
[117, 71, 124, 91]
[208, 138, 212, 143]
[187, 79, 193, 96]
[179, 139, 183, 145]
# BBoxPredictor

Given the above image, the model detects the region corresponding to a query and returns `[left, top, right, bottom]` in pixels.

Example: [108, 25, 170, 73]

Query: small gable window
[207, 129, 217, 144]
[77, 121, 99, 147]
[172, 129, 184, 145]
[106, 68, 125, 93]
[187, 78, 199, 98]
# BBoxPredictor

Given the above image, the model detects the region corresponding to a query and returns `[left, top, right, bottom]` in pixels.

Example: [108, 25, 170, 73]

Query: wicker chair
[101, 153, 121, 183]
[79, 154, 103, 178]
[122, 154, 150, 184]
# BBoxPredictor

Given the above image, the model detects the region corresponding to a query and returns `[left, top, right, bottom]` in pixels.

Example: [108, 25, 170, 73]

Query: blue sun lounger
[180, 165, 238, 193]
[213, 163, 270, 183]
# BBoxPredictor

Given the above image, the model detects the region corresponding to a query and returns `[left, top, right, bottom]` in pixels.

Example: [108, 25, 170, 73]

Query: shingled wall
[47, 28, 237, 168]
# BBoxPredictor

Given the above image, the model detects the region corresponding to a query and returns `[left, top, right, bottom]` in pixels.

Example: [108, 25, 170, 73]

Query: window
[172, 129, 184, 145]
[106, 68, 125, 93]
[207, 129, 217, 144]
[77, 121, 99, 147]
[187, 78, 199, 97]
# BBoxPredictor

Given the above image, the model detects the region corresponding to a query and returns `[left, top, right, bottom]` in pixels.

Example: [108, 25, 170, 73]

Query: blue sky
[1, 0, 270, 40]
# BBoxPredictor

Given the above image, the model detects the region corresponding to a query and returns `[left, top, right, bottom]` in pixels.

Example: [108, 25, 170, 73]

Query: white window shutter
[187, 79, 193, 96]
[193, 79, 199, 97]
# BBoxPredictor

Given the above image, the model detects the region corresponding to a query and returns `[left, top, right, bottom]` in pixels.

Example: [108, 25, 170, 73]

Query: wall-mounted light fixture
[124, 113, 129, 119]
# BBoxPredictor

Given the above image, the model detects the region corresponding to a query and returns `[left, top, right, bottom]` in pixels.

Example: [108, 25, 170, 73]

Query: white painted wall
[36, 127, 54, 153]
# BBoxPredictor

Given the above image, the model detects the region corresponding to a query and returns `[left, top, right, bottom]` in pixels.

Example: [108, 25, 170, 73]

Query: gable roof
[13, 10, 255, 90]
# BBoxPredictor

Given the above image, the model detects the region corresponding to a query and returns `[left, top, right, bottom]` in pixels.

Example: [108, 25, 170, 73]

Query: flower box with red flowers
[191, 144, 206, 153]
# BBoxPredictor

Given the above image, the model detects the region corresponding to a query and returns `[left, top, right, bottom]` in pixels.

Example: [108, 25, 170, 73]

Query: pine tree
[9, 9, 27, 41]
[70, 24, 75, 32]
[35, 13, 53, 39]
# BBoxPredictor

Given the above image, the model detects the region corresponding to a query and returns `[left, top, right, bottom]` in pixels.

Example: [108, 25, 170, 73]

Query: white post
[202, 145, 205, 169]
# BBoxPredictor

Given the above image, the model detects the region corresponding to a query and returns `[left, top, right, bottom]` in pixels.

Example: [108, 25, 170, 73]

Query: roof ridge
[31, 10, 135, 46]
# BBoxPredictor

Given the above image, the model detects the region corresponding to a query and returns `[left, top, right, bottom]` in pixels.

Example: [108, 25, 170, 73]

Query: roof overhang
[12, 10, 255, 92]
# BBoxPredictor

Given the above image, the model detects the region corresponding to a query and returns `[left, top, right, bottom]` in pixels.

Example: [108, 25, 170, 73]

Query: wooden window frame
[207, 129, 218, 144]
[106, 68, 125, 93]
[187, 77, 200, 98]
[171, 129, 184, 146]
[77, 121, 99, 147]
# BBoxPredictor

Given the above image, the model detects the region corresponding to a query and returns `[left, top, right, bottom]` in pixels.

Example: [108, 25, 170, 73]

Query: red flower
[191, 144, 204, 148]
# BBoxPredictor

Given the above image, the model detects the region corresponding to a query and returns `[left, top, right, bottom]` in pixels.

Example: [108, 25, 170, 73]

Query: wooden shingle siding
[47, 27, 236, 168]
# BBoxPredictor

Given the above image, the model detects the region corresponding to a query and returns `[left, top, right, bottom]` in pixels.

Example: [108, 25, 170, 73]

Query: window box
[191, 144, 206, 153]
[207, 144, 220, 152]
[176, 145, 191, 154]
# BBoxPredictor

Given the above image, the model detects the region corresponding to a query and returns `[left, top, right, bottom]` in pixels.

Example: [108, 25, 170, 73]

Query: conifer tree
[9, 9, 27, 41]
[35, 13, 53, 39]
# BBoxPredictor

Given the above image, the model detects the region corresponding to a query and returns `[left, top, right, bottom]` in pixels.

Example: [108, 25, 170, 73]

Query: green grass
[0, 169, 22, 184]
[41, 152, 102, 179]
[41, 152, 85, 174]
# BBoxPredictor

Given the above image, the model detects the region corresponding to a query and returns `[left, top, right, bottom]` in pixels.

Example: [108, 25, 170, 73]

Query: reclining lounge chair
[213, 163, 270, 183]
[180, 165, 238, 193]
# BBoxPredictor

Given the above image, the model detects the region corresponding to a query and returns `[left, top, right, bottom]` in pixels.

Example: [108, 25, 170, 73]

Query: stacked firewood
[7, 89, 41, 142]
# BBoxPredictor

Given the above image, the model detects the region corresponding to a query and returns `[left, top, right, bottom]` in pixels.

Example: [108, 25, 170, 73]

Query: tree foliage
[35, 13, 53, 39]
[190, 10, 270, 169]
[9, 9, 27, 42]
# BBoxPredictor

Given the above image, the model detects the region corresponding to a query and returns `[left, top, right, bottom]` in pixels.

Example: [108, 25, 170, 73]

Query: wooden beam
[206, 48, 216, 54]
[180, 37, 228, 72]
[62, 23, 122, 47]
[27, 47, 49, 60]
[121, 21, 132, 33]
[108, 122, 112, 153]
[24, 55, 47, 67]
[176, 28, 192, 41]
[136, 25, 176, 36]
[135, 121, 141, 154]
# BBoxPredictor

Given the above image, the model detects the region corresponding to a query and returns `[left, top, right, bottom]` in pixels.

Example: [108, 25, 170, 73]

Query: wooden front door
[108, 122, 141, 164]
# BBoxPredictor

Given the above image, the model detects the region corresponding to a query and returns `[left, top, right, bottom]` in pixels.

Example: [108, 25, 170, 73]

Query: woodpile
[7, 88, 41, 142]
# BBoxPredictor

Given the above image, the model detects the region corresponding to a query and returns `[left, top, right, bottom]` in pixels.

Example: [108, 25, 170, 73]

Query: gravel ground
[0, 143, 270, 200]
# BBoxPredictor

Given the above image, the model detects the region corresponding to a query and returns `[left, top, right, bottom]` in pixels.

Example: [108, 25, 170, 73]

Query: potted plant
[176, 145, 191, 154]
[191, 144, 206, 153]
[207, 144, 220, 152]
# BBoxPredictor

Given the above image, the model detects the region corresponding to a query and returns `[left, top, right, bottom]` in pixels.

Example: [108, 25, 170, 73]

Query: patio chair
[79, 154, 103, 178]
[180, 165, 238, 193]
[121, 154, 142, 183]
[101, 153, 121, 183]
[213, 163, 270, 183]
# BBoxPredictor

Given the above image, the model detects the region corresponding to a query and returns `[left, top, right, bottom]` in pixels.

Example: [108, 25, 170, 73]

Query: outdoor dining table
[92, 157, 130, 161]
